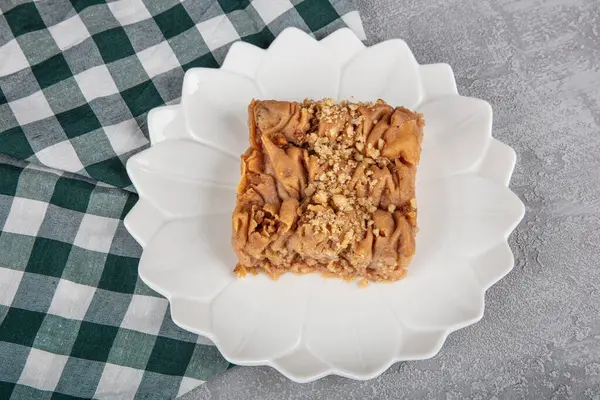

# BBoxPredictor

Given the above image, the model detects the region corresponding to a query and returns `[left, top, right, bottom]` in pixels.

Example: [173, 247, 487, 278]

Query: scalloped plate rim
[125, 27, 525, 382]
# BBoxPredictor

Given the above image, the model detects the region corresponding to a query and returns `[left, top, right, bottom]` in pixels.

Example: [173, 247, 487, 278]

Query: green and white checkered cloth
[0, 1, 365, 398]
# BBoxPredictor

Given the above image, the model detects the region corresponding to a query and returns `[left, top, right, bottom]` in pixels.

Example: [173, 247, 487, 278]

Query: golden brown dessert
[232, 98, 424, 283]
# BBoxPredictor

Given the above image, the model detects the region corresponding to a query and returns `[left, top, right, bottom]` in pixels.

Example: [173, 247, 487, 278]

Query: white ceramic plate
[125, 28, 525, 382]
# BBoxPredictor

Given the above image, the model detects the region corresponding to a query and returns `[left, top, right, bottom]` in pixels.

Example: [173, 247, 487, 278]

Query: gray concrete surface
[182, 0, 600, 398]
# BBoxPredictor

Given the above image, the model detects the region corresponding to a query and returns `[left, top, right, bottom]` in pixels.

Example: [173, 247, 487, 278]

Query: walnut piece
[232, 98, 424, 282]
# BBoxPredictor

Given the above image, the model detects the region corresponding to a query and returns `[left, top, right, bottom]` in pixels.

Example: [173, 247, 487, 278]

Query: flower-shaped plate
[125, 28, 525, 382]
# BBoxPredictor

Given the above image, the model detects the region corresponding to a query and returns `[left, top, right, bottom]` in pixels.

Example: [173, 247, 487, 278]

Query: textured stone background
[182, 0, 600, 398]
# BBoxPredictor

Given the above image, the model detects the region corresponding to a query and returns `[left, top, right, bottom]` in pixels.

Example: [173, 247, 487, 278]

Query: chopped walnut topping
[314, 190, 328, 205]
[366, 146, 380, 158]
[332, 194, 348, 211]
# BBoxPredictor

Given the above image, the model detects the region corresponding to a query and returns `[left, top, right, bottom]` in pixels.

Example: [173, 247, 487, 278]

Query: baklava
[232, 99, 424, 283]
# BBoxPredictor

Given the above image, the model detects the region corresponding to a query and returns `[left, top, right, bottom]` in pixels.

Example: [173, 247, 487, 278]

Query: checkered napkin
[0, 1, 365, 398]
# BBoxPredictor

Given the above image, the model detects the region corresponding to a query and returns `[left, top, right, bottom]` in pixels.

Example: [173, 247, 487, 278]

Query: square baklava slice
[232, 99, 424, 283]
